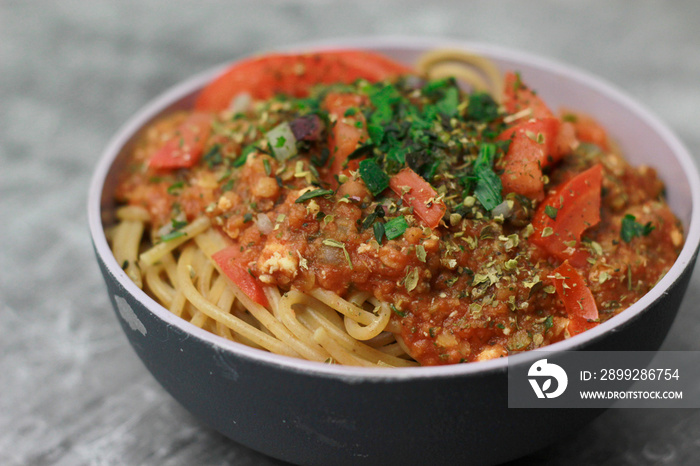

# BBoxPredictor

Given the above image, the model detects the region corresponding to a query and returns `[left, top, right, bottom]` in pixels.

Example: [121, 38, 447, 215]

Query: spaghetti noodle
[109, 49, 683, 366]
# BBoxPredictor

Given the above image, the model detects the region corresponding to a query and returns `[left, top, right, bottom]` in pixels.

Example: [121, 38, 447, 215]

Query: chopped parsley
[435, 85, 459, 117]
[467, 92, 500, 122]
[160, 230, 186, 242]
[358, 158, 390, 196]
[345, 143, 375, 163]
[233, 144, 257, 167]
[203, 144, 223, 168]
[620, 214, 654, 243]
[311, 147, 331, 168]
[544, 315, 554, 332]
[373, 221, 386, 244]
[390, 304, 406, 318]
[384, 215, 408, 240]
[171, 218, 188, 230]
[473, 143, 503, 211]
[361, 204, 386, 231]
[167, 181, 184, 195]
[221, 179, 234, 192]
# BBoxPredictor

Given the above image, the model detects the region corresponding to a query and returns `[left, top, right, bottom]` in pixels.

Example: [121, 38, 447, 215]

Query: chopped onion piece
[491, 200, 514, 218]
[256, 213, 273, 235]
[228, 92, 252, 113]
[266, 122, 298, 161]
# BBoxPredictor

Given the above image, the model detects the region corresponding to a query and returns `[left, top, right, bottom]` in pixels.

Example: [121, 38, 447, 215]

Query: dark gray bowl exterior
[95, 245, 697, 466]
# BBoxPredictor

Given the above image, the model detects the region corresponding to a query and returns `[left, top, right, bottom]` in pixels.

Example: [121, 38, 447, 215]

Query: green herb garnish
[221, 179, 234, 192]
[345, 143, 375, 163]
[415, 244, 427, 262]
[436, 86, 459, 117]
[161, 230, 186, 242]
[311, 147, 331, 168]
[384, 216, 408, 240]
[233, 144, 257, 167]
[620, 214, 654, 243]
[167, 181, 184, 195]
[545, 205, 558, 220]
[361, 204, 385, 231]
[390, 304, 406, 317]
[467, 92, 499, 122]
[359, 158, 390, 196]
[404, 267, 419, 292]
[544, 315, 554, 331]
[373, 221, 385, 244]
[473, 143, 503, 211]
[295, 188, 335, 204]
[203, 144, 223, 168]
[171, 218, 188, 230]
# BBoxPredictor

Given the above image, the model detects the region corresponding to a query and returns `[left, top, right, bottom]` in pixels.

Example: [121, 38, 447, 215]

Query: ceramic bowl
[88, 37, 700, 466]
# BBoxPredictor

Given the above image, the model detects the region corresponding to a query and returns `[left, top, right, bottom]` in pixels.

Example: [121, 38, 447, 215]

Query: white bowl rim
[88, 35, 700, 382]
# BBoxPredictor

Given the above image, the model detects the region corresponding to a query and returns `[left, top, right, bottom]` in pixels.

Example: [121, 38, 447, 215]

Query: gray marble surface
[2, 1, 700, 464]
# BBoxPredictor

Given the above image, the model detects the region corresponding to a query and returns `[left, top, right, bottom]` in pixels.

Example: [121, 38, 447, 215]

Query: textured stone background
[2, 1, 699, 465]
